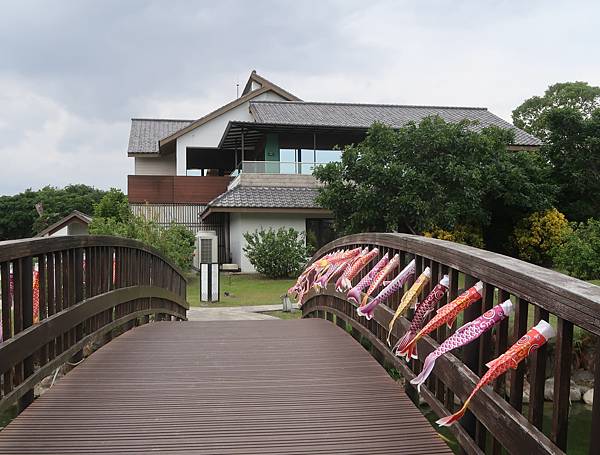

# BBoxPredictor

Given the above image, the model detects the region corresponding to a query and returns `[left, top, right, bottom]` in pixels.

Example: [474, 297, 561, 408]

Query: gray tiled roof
[127, 118, 193, 154]
[250, 101, 542, 146]
[207, 186, 321, 210]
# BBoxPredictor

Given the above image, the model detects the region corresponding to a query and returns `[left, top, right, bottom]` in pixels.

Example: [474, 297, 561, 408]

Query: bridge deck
[0, 320, 451, 454]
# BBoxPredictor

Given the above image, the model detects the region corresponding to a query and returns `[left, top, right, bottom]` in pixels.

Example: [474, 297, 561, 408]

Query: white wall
[175, 91, 287, 175]
[67, 222, 89, 236]
[229, 212, 307, 272]
[134, 153, 176, 175]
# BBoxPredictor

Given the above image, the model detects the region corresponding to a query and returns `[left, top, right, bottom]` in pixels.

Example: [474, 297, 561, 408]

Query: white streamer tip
[535, 320, 557, 340]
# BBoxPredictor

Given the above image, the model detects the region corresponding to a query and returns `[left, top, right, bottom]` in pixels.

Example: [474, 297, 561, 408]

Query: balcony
[127, 175, 232, 204]
[240, 161, 317, 175]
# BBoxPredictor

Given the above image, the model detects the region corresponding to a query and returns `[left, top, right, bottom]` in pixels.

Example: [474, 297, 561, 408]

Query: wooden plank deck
[0, 319, 452, 454]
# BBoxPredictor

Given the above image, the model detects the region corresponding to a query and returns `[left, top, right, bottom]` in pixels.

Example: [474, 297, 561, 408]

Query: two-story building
[127, 71, 540, 272]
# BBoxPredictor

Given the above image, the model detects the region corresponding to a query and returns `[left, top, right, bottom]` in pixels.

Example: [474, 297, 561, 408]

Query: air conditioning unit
[194, 231, 218, 268]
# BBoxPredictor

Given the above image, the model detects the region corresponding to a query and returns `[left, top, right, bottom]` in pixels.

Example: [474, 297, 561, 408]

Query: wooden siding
[127, 175, 231, 204]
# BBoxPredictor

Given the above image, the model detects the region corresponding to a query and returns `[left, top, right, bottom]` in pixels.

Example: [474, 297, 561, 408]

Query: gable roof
[128, 119, 193, 155]
[249, 101, 542, 147]
[36, 210, 92, 237]
[157, 72, 301, 149]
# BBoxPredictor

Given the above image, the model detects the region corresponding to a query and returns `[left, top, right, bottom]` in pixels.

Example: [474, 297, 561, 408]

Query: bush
[552, 219, 600, 280]
[89, 190, 195, 271]
[512, 208, 571, 266]
[423, 225, 484, 249]
[243, 227, 308, 278]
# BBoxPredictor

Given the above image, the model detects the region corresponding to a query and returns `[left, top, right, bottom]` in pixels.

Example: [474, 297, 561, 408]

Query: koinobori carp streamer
[335, 248, 379, 293]
[359, 254, 400, 307]
[393, 275, 449, 359]
[436, 320, 556, 426]
[357, 259, 416, 320]
[386, 265, 430, 345]
[397, 281, 483, 360]
[410, 299, 514, 392]
[347, 253, 390, 306]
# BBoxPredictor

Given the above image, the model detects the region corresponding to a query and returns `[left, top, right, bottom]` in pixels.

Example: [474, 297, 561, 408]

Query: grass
[262, 310, 302, 320]
[186, 272, 296, 307]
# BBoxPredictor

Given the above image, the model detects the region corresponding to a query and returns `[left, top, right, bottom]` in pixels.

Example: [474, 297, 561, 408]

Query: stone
[572, 368, 595, 389]
[544, 377, 582, 402]
[583, 389, 594, 405]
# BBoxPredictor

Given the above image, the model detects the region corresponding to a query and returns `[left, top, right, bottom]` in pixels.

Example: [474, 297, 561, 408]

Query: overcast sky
[1, 0, 599, 195]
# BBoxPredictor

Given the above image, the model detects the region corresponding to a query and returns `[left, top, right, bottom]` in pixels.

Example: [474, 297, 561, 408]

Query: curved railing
[302, 233, 600, 455]
[0, 235, 188, 416]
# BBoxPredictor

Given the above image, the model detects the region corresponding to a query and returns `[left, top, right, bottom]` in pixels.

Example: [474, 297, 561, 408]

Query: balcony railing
[240, 161, 320, 175]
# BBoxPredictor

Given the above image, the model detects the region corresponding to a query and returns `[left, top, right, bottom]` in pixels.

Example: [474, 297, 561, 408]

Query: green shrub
[423, 225, 484, 248]
[512, 208, 571, 265]
[243, 227, 308, 278]
[89, 190, 195, 271]
[552, 219, 600, 280]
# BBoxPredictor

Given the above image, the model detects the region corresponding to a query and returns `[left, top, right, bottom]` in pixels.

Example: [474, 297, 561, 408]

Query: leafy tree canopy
[512, 81, 600, 142]
[313, 119, 557, 252]
[542, 107, 600, 221]
[93, 187, 130, 222]
[0, 184, 106, 240]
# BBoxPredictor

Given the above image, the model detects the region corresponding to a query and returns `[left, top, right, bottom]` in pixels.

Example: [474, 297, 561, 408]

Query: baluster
[528, 306, 549, 430]
[509, 297, 529, 412]
[461, 274, 480, 440]
[590, 335, 600, 455]
[1, 262, 13, 397]
[492, 289, 510, 455]
[38, 254, 48, 367]
[19, 256, 34, 411]
[551, 318, 573, 451]
[475, 282, 495, 449]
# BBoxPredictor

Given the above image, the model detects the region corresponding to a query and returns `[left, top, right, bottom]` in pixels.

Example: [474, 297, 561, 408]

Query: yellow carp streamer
[387, 267, 431, 346]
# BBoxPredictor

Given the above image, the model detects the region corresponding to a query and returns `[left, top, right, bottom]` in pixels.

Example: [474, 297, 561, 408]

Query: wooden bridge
[0, 234, 599, 454]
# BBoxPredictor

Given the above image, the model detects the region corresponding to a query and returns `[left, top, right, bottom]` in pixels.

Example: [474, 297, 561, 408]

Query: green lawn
[262, 310, 302, 320]
[187, 272, 296, 307]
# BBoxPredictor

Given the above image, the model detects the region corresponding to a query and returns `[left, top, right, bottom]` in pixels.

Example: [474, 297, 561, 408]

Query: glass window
[316, 150, 342, 164]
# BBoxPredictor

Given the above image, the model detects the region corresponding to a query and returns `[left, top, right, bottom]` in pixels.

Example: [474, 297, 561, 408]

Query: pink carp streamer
[33, 270, 40, 324]
[357, 259, 416, 320]
[397, 281, 483, 360]
[359, 254, 400, 307]
[411, 299, 514, 392]
[288, 248, 362, 306]
[335, 248, 379, 292]
[386, 265, 430, 345]
[347, 253, 390, 306]
[393, 275, 449, 359]
[436, 320, 555, 427]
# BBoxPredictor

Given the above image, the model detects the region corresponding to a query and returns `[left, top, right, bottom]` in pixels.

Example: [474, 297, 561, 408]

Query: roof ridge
[131, 118, 195, 122]
[250, 100, 489, 111]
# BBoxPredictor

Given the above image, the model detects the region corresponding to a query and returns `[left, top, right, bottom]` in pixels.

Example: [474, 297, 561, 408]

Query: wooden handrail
[304, 233, 600, 455]
[0, 235, 188, 417]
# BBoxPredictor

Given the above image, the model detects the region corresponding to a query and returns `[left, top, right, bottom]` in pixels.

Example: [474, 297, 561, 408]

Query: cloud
[0, 0, 599, 195]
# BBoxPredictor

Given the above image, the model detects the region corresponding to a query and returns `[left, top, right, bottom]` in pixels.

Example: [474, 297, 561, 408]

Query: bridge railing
[301, 233, 600, 455]
[0, 235, 188, 416]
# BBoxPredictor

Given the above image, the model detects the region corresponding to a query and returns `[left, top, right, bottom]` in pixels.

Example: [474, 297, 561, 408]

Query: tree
[0, 184, 106, 240]
[92, 188, 130, 222]
[512, 81, 600, 141]
[542, 107, 600, 221]
[313, 119, 557, 253]
[552, 219, 600, 280]
[89, 189, 195, 271]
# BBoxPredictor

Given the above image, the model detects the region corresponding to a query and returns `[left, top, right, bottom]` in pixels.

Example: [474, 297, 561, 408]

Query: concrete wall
[229, 212, 307, 273]
[175, 90, 287, 175]
[134, 153, 176, 175]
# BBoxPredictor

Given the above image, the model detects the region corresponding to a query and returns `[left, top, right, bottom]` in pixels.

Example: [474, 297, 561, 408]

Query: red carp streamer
[436, 320, 555, 426]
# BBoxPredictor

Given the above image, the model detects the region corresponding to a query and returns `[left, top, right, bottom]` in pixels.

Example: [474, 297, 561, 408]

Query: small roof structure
[201, 186, 327, 219]
[36, 210, 93, 237]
